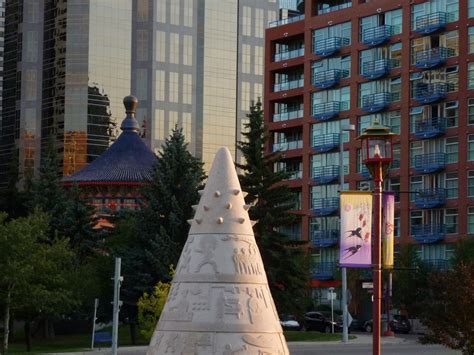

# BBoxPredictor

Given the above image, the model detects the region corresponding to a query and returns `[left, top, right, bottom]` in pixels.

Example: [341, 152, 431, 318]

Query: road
[289, 343, 460, 355]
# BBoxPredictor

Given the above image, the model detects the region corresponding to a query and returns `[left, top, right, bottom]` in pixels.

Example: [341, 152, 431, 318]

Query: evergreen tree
[0, 153, 28, 218]
[236, 100, 309, 315]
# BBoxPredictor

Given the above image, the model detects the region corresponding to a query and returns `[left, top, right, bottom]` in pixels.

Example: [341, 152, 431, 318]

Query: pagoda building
[62, 96, 157, 214]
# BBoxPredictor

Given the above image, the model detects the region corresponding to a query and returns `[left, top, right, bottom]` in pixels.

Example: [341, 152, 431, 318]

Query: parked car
[303, 311, 342, 333]
[363, 315, 411, 334]
[279, 314, 302, 331]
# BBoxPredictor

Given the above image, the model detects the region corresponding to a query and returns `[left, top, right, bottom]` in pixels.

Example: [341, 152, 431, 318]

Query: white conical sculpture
[147, 147, 289, 354]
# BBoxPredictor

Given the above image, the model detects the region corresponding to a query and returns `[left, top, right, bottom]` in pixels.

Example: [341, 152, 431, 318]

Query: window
[445, 172, 458, 199]
[445, 101, 458, 128]
[137, 30, 148, 61]
[170, 0, 180, 25]
[183, 35, 193, 66]
[137, 0, 148, 22]
[468, 171, 474, 197]
[469, 99, 474, 125]
[445, 208, 458, 234]
[243, 6, 252, 36]
[394, 212, 400, 237]
[313, 21, 352, 45]
[169, 72, 179, 103]
[359, 43, 402, 75]
[170, 33, 180, 64]
[184, 0, 193, 27]
[468, 207, 474, 234]
[136, 69, 148, 100]
[470, 0, 474, 18]
[155, 70, 165, 101]
[360, 9, 402, 39]
[25, 31, 38, 63]
[410, 141, 423, 167]
[445, 137, 458, 163]
[392, 143, 401, 169]
[255, 8, 264, 38]
[156, 1, 166, 23]
[410, 176, 423, 202]
[469, 134, 474, 161]
[410, 210, 423, 233]
[469, 63, 474, 90]
[388, 177, 400, 203]
[469, 27, 474, 54]
[242, 44, 251, 74]
[156, 31, 166, 62]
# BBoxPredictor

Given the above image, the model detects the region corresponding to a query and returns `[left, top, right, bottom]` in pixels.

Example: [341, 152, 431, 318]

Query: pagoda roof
[62, 96, 157, 185]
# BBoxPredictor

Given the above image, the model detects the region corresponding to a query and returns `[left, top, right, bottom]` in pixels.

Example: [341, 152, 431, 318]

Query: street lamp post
[357, 122, 396, 355]
[340, 123, 355, 343]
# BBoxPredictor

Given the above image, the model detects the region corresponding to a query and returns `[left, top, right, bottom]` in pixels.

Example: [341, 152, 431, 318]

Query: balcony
[312, 133, 340, 153]
[415, 188, 447, 208]
[414, 117, 446, 139]
[414, 47, 450, 69]
[268, 14, 305, 28]
[312, 262, 337, 280]
[285, 170, 302, 180]
[414, 83, 447, 104]
[313, 197, 339, 216]
[314, 37, 350, 57]
[272, 140, 303, 152]
[318, 1, 351, 15]
[413, 153, 446, 174]
[414, 12, 447, 34]
[361, 92, 392, 113]
[273, 109, 304, 122]
[361, 25, 394, 46]
[359, 166, 372, 179]
[411, 224, 446, 244]
[274, 47, 305, 62]
[312, 69, 349, 89]
[273, 78, 304, 92]
[312, 101, 345, 121]
[312, 165, 339, 184]
[312, 230, 339, 248]
[362, 59, 399, 80]
[421, 259, 451, 271]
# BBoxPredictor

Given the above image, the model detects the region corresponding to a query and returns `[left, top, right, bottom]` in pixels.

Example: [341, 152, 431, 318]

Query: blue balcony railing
[312, 262, 337, 280]
[312, 133, 340, 153]
[359, 166, 372, 179]
[361, 92, 392, 113]
[272, 140, 303, 152]
[415, 12, 447, 34]
[312, 101, 346, 121]
[415, 188, 447, 208]
[312, 69, 349, 89]
[312, 230, 339, 248]
[274, 47, 305, 62]
[414, 117, 446, 139]
[312, 165, 339, 184]
[314, 37, 350, 57]
[273, 109, 304, 122]
[268, 14, 305, 28]
[415, 47, 451, 69]
[414, 82, 448, 104]
[413, 153, 447, 173]
[421, 259, 451, 271]
[411, 224, 446, 244]
[318, 1, 351, 15]
[362, 58, 399, 80]
[361, 25, 394, 46]
[313, 197, 340, 216]
[273, 78, 304, 92]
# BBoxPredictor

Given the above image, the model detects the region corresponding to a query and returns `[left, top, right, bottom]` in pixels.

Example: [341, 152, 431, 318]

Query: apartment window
[469, 27, 474, 54]
[183, 35, 193, 66]
[360, 9, 402, 39]
[469, 134, 474, 161]
[255, 8, 264, 38]
[137, 0, 148, 22]
[388, 177, 400, 203]
[359, 43, 402, 75]
[136, 69, 148, 100]
[468, 207, 474, 234]
[156, 1, 166, 23]
[445, 101, 458, 128]
[182, 74, 192, 105]
[242, 44, 251, 74]
[25, 31, 38, 63]
[469, 99, 474, 125]
[155, 70, 165, 101]
[184, 0, 193, 27]
[394, 212, 400, 237]
[410, 141, 423, 167]
[170, 33, 180, 64]
[469, 63, 474, 90]
[468, 171, 474, 197]
[445, 208, 458, 234]
[445, 137, 458, 163]
[156, 31, 166, 62]
[170, 1, 180, 25]
[255, 46, 263, 76]
[359, 77, 401, 106]
[470, 0, 474, 18]
[412, 1, 459, 28]
[410, 176, 423, 202]
[410, 210, 423, 232]
[313, 21, 352, 44]
[311, 86, 350, 110]
[169, 72, 179, 103]
[25, 70, 37, 101]
[137, 30, 148, 61]
[243, 6, 252, 36]
[358, 111, 400, 134]
[445, 172, 458, 199]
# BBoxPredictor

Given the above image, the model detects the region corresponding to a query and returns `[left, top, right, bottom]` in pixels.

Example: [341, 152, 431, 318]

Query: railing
[415, 188, 447, 208]
[314, 37, 350, 57]
[414, 12, 447, 34]
[421, 259, 451, 271]
[312, 230, 339, 248]
[362, 58, 399, 80]
[361, 25, 394, 46]
[313, 197, 339, 216]
[287, 170, 303, 180]
[312, 262, 338, 280]
[317, 2, 352, 15]
[414, 82, 448, 104]
[312, 69, 349, 89]
[312, 101, 346, 121]
[274, 47, 305, 62]
[272, 140, 303, 152]
[414, 47, 450, 69]
[413, 153, 447, 174]
[361, 92, 392, 113]
[312, 133, 340, 153]
[273, 109, 304, 122]
[411, 224, 446, 244]
[359, 166, 372, 179]
[268, 14, 305, 28]
[312, 165, 339, 184]
[273, 78, 304, 92]
[414, 117, 446, 139]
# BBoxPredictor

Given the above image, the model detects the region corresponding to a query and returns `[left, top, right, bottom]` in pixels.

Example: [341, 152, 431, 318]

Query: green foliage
[452, 238, 474, 267]
[236, 100, 310, 315]
[137, 266, 174, 340]
[419, 262, 474, 355]
[0, 155, 28, 219]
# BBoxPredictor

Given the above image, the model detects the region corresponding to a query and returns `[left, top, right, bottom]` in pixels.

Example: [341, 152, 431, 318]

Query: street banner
[382, 192, 395, 269]
[339, 191, 372, 268]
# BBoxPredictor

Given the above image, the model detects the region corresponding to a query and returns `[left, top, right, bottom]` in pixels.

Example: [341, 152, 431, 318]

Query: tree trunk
[2, 289, 11, 355]
[24, 321, 32, 352]
[129, 322, 137, 345]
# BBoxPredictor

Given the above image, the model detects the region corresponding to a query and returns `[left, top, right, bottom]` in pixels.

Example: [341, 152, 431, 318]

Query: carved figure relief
[195, 237, 219, 273]
[232, 246, 262, 275]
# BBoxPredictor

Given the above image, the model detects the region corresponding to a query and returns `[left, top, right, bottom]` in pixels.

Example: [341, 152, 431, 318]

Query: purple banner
[382, 192, 395, 269]
[339, 191, 373, 268]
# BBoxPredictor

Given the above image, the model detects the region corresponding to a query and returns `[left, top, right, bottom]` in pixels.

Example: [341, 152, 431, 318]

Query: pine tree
[237, 100, 309, 315]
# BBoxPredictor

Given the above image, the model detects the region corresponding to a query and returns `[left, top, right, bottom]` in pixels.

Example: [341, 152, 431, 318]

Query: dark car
[303, 311, 342, 333]
[363, 315, 411, 334]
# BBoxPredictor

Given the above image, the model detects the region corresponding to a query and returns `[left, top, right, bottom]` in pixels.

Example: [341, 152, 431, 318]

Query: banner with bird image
[382, 192, 395, 269]
[339, 191, 372, 268]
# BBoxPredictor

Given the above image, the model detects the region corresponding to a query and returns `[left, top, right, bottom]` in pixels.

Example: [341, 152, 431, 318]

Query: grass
[284, 331, 357, 342]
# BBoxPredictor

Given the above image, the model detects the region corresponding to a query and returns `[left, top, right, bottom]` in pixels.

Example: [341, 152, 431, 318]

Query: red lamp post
[357, 121, 396, 355]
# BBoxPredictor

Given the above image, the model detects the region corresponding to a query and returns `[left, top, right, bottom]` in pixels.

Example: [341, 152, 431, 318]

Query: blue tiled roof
[63, 96, 157, 184]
